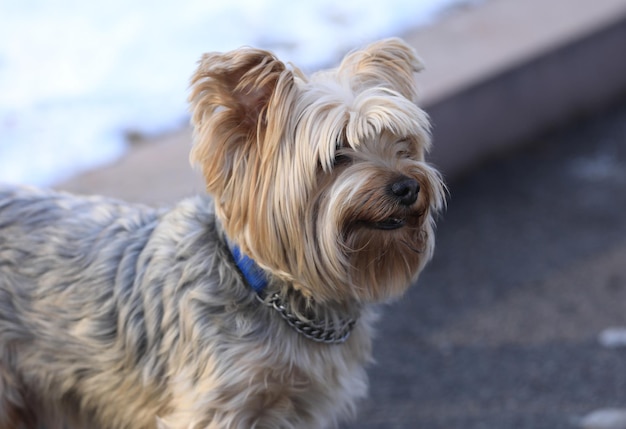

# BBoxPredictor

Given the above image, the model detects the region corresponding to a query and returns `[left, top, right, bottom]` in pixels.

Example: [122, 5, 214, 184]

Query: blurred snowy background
[0, 0, 470, 186]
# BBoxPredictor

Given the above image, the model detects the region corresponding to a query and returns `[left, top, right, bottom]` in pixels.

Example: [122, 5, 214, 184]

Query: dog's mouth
[358, 210, 426, 231]
[372, 217, 406, 230]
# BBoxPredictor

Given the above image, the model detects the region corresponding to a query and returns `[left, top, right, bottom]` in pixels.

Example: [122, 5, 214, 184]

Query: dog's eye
[333, 153, 351, 167]
[396, 139, 413, 158]
[334, 139, 351, 167]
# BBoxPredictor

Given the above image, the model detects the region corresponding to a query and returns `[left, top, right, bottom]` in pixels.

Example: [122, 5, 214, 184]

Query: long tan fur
[0, 38, 445, 428]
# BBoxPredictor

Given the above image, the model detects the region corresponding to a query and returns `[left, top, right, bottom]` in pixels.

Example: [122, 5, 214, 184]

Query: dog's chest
[162, 329, 371, 428]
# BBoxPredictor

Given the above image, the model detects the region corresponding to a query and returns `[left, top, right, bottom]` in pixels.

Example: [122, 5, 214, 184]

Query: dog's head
[189, 38, 446, 304]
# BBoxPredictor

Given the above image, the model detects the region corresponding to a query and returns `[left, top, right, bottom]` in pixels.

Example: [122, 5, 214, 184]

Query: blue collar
[228, 243, 357, 344]
[230, 244, 268, 293]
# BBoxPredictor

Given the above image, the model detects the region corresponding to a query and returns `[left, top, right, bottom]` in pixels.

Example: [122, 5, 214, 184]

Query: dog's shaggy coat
[0, 190, 373, 428]
[0, 38, 445, 428]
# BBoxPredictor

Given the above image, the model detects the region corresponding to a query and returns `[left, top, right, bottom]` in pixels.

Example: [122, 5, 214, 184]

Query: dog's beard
[343, 223, 433, 302]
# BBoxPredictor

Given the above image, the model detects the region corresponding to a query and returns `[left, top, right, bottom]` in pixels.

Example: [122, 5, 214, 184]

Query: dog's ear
[189, 47, 295, 196]
[340, 38, 424, 102]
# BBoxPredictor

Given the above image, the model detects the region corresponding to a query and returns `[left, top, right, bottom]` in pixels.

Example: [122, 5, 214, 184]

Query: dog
[0, 38, 445, 429]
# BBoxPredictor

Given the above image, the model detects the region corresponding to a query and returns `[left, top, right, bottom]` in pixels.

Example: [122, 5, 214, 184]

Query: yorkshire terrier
[0, 38, 445, 429]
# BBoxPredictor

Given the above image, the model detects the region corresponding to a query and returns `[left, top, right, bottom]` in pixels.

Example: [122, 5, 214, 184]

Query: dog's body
[0, 39, 445, 428]
[0, 189, 372, 428]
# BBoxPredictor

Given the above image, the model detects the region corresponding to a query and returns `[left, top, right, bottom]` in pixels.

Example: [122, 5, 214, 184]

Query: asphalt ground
[342, 97, 626, 429]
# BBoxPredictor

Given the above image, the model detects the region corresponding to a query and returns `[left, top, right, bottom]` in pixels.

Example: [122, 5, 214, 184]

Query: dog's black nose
[390, 177, 420, 206]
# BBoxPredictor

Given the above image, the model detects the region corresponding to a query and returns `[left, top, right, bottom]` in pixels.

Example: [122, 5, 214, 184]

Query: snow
[599, 327, 626, 349]
[580, 408, 626, 429]
[0, 0, 470, 185]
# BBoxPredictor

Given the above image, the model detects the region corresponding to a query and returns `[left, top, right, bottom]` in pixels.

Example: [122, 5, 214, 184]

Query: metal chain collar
[257, 292, 357, 344]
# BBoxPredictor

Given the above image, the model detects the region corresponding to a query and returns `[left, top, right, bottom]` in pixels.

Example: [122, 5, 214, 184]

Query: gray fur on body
[0, 185, 371, 429]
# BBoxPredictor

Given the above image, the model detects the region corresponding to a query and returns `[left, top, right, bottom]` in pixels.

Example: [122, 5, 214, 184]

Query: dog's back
[0, 186, 166, 428]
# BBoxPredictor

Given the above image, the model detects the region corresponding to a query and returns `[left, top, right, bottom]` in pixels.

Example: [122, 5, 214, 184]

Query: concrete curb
[406, 0, 626, 178]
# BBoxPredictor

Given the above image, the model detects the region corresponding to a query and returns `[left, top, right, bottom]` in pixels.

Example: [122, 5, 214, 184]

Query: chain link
[257, 292, 356, 344]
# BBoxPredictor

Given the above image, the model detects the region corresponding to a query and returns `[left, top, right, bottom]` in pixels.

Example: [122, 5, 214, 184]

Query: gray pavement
[342, 98, 626, 429]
